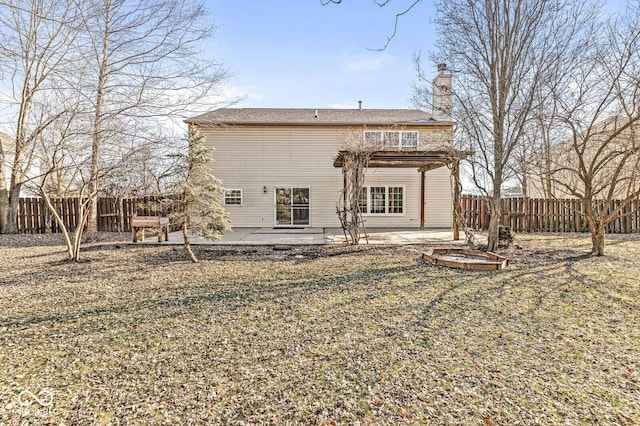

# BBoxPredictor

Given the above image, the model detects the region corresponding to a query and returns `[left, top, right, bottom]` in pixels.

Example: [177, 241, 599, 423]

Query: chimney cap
[437, 63, 447, 73]
[358, 100, 362, 110]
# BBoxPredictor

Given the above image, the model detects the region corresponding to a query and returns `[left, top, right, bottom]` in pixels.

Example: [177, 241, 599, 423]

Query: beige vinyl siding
[424, 166, 453, 228]
[361, 168, 420, 228]
[198, 124, 453, 228]
[361, 166, 452, 228]
[200, 126, 343, 227]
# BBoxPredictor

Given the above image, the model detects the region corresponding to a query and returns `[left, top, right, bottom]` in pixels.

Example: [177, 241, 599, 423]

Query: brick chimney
[432, 63, 452, 121]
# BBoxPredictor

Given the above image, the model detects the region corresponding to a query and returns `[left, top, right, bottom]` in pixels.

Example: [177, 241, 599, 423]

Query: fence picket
[11, 194, 640, 234]
[459, 195, 640, 234]
[12, 195, 178, 234]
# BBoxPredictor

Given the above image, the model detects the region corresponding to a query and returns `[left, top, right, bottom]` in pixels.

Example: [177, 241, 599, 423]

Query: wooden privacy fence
[462, 195, 640, 233]
[16, 194, 640, 234]
[16, 196, 179, 234]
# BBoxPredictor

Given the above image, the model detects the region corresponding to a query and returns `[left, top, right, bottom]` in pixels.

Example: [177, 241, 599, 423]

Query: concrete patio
[132, 227, 486, 246]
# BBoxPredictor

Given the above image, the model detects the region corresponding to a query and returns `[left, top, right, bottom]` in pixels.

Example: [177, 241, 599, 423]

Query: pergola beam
[333, 150, 466, 169]
[334, 149, 470, 237]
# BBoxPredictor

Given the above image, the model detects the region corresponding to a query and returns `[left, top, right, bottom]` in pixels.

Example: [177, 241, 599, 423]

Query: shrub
[498, 225, 514, 248]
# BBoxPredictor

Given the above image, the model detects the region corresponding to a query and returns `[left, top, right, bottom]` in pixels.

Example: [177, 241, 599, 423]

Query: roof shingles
[185, 108, 452, 126]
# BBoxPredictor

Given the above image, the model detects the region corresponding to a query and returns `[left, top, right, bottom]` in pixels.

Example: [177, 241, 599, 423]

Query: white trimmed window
[364, 131, 383, 146]
[357, 188, 368, 214]
[224, 189, 242, 206]
[359, 186, 404, 215]
[363, 131, 419, 148]
[388, 187, 404, 213]
[383, 131, 399, 146]
[370, 187, 386, 214]
[401, 131, 418, 147]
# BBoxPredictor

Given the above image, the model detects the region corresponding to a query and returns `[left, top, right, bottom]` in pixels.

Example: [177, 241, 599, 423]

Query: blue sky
[205, 0, 438, 109]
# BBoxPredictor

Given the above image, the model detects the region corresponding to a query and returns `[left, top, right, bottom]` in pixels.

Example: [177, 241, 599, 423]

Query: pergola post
[335, 151, 470, 237]
[453, 159, 461, 241]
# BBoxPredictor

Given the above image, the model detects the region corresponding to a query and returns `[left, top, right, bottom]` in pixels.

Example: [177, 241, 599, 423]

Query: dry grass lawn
[0, 233, 638, 425]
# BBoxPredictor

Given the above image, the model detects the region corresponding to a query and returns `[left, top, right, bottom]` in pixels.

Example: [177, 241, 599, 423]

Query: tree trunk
[487, 199, 501, 252]
[5, 185, 21, 234]
[44, 202, 52, 234]
[86, 17, 110, 242]
[85, 191, 98, 241]
[117, 197, 124, 232]
[542, 122, 553, 199]
[71, 197, 87, 262]
[0, 188, 9, 233]
[182, 221, 198, 263]
[590, 222, 606, 256]
[0, 153, 9, 232]
[41, 190, 74, 260]
[487, 129, 504, 252]
[85, 109, 101, 241]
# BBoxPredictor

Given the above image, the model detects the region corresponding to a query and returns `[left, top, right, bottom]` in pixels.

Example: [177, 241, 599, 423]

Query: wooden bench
[131, 216, 170, 243]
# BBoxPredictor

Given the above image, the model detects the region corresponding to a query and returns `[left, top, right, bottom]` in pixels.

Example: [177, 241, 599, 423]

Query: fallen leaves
[0, 233, 639, 424]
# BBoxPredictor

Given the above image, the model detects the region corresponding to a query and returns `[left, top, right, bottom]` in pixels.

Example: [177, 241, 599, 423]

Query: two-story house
[185, 65, 463, 230]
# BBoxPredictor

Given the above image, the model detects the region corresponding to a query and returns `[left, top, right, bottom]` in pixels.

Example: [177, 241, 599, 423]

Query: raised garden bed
[422, 248, 508, 271]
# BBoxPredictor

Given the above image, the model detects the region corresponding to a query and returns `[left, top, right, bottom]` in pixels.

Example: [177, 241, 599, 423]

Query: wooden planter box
[422, 248, 508, 271]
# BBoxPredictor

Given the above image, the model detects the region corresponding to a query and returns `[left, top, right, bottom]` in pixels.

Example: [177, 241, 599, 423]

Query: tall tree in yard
[35, 102, 93, 261]
[78, 0, 227, 241]
[546, 3, 640, 256]
[167, 128, 230, 263]
[423, 0, 596, 251]
[0, 0, 79, 233]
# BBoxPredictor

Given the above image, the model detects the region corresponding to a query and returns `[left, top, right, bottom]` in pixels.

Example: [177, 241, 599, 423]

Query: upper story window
[224, 189, 243, 205]
[363, 131, 419, 148]
[401, 131, 418, 147]
[383, 131, 399, 146]
[364, 131, 383, 147]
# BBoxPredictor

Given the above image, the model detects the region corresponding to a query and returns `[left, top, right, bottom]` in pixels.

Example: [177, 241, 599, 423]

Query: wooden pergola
[334, 150, 469, 239]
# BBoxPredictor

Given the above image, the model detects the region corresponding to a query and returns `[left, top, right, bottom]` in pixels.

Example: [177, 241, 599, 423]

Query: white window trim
[359, 185, 406, 216]
[363, 130, 419, 148]
[400, 131, 418, 148]
[224, 189, 243, 206]
[364, 130, 383, 147]
[273, 186, 311, 227]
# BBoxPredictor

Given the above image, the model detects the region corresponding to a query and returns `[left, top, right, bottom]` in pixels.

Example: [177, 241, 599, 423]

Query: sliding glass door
[275, 187, 310, 226]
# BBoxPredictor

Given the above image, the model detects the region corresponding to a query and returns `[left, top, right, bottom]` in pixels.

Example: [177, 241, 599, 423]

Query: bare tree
[546, 5, 640, 256]
[0, 0, 227, 237]
[76, 0, 229, 241]
[422, 0, 597, 251]
[514, 94, 564, 199]
[38, 143, 93, 261]
[320, 0, 422, 51]
[0, 0, 80, 233]
[101, 141, 176, 196]
[29, 86, 94, 260]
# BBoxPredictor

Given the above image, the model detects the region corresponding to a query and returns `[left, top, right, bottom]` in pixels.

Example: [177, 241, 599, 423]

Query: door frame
[273, 186, 311, 228]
